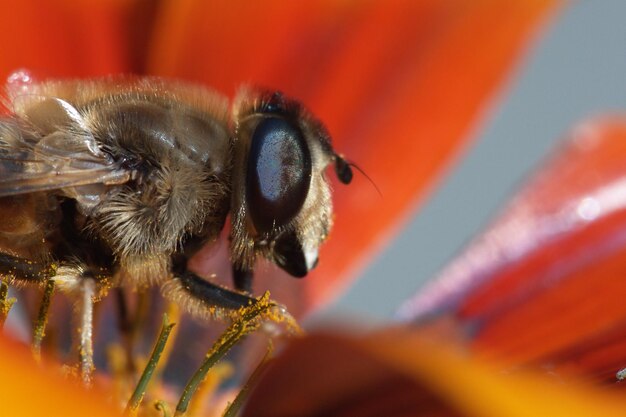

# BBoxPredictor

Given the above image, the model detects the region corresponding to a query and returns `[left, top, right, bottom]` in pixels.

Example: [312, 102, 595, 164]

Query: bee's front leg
[162, 255, 256, 321]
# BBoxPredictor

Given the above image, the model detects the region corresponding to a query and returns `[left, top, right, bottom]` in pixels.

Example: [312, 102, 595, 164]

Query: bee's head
[230, 88, 351, 278]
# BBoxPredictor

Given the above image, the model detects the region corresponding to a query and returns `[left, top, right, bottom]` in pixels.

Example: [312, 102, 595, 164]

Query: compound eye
[246, 117, 312, 234]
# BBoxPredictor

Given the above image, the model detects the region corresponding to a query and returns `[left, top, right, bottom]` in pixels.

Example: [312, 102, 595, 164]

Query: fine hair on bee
[0, 72, 352, 383]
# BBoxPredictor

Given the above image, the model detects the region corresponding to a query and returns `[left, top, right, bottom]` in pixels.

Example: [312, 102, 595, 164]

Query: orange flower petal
[0, 0, 153, 80]
[400, 117, 626, 383]
[241, 329, 626, 417]
[0, 337, 120, 417]
[147, 0, 560, 316]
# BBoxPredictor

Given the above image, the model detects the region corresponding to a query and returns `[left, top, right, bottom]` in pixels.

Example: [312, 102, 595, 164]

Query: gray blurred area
[316, 1, 626, 323]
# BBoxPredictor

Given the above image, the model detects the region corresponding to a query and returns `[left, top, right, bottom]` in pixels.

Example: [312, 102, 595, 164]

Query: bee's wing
[0, 151, 131, 197]
[0, 96, 131, 197]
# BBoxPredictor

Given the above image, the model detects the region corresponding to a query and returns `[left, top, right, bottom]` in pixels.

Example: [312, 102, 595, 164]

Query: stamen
[154, 400, 173, 417]
[125, 313, 176, 415]
[0, 281, 16, 329]
[32, 279, 55, 362]
[175, 292, 275, 415]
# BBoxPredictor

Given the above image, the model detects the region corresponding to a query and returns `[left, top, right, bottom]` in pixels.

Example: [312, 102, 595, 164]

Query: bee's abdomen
[0, 193, 58, 260]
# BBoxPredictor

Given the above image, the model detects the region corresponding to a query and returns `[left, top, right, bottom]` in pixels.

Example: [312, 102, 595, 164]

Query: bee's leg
[163, 255, 255, 320]
[164, 271, 256, 320]
[0, 253, 56, 360]
[76, 276, 96, 385]
[0, 252, 99, 384]
[0, 252, 55, 284]
[50, 265, 101, 385]
[232, 264, 253, 293]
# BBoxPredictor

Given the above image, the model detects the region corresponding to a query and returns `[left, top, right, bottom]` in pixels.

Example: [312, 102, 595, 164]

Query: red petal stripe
[148, 0, 559, 315]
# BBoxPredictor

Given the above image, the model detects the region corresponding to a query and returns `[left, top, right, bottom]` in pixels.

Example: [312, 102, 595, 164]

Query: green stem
[175, 325, 245, 416]
[0, 281, 8, 307]
[0, 281, 15, 329]
[175, 299, 273, 416]
[125, 314, 176, 415]
[32, 279, 55, 360]
[222, 342, 273, 417]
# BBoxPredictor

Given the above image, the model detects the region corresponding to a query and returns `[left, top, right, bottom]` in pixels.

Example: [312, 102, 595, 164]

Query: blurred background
[0, 0, 621, 329]
[320, 0, 626, 322]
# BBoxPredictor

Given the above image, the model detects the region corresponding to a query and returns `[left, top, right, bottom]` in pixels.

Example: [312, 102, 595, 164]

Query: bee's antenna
[334, 155, 382, 198]
[350, 161, 382, 198]
[334, 155, 353, 184]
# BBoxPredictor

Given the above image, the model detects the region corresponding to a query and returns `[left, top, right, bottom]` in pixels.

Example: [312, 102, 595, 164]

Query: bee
[0, 73, 352, 381]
